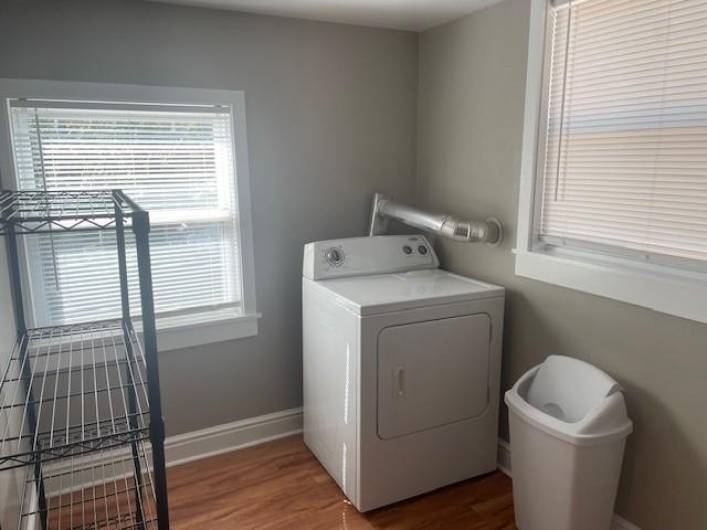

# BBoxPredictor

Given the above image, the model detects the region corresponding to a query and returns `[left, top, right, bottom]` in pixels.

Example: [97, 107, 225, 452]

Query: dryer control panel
[303, 235, 439, 280]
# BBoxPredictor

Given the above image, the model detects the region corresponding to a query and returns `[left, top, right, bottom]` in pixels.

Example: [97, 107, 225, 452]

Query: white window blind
[538, 0, 707, 267]
[9, 102, 242, 326]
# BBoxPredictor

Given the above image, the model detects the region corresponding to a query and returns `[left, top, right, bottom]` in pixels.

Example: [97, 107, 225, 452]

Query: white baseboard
[164, 406, 303, 468]
[497, 439, 640, 530]
[45, 407, 303, 495]
[497, 438, 512, 477]
[611, 514, 642, 530]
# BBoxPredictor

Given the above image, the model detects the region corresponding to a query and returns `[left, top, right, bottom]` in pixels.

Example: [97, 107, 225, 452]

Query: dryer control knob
[325, 248, 344, 266]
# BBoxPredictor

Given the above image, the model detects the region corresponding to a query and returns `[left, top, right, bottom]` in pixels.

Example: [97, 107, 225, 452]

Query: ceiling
[148, 0, 505, 31]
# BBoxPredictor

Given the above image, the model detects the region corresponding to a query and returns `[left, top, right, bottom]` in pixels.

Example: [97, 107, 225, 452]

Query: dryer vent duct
[368, 193, 502, 245]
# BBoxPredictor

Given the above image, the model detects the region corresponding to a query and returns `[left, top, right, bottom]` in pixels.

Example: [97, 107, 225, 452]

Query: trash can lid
[505, 355, 633, 446]
[528, 355, 620, 423]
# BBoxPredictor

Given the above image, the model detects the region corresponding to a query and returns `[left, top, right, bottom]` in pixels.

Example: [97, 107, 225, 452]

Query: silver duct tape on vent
[368, 193, 502, 245]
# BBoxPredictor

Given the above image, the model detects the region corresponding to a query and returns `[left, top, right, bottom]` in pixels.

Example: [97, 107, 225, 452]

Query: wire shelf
[19, 439, 158, 530]
[1, 186, 170, 528]
[0, 190, 141, 234]
[0, 320, 151, 470]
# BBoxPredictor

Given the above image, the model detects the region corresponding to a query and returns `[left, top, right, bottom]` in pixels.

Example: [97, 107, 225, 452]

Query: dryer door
[377, 313, 490, 440]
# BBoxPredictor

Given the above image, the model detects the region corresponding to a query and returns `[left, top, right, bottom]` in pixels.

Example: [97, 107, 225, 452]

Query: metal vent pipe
[368, 193, 502, 245]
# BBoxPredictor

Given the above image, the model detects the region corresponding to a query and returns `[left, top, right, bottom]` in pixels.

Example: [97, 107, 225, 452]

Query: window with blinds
[537, 0, 707, 268]
[9, 102, 242, 326]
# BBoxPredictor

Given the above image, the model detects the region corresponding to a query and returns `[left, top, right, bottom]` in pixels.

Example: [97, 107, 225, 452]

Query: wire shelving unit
[0, 190, 169, 530]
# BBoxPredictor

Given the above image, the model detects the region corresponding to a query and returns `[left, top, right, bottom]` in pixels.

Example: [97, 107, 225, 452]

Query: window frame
[515, 0, 707, 324]
[0, 78, 259, 349]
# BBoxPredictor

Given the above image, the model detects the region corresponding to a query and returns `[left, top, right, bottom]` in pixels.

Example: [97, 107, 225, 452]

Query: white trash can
[505, 355, 632, 530]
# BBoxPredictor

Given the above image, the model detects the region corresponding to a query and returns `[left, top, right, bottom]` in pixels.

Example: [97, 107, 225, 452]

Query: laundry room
[0, 1, 705, 529]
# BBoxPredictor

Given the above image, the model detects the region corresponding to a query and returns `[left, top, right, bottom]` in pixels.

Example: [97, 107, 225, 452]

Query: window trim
[515, 0, 707, 324]
[0, 78, 259, 348]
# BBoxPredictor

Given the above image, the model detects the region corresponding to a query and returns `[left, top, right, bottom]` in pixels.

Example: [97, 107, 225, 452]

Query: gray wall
[418, 1, 707, 528]
[0, 0, 418, 435]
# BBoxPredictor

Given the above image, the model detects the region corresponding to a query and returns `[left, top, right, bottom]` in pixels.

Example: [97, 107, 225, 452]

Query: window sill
[145, 311, 260, 352]
[514, 248, 707, 324]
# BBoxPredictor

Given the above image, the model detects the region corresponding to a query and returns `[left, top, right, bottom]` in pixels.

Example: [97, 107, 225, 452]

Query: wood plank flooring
[167, 435, 517, 529]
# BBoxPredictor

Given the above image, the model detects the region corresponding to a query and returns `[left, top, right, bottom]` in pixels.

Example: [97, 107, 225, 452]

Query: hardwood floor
[167, 435, 517, 529]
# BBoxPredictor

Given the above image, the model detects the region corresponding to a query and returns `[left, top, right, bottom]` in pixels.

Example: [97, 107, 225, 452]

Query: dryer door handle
[394, 366, 405, 398]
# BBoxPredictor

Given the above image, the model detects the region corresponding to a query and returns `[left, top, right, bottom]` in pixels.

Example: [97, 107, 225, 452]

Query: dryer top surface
[307, 268, 504, 316]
